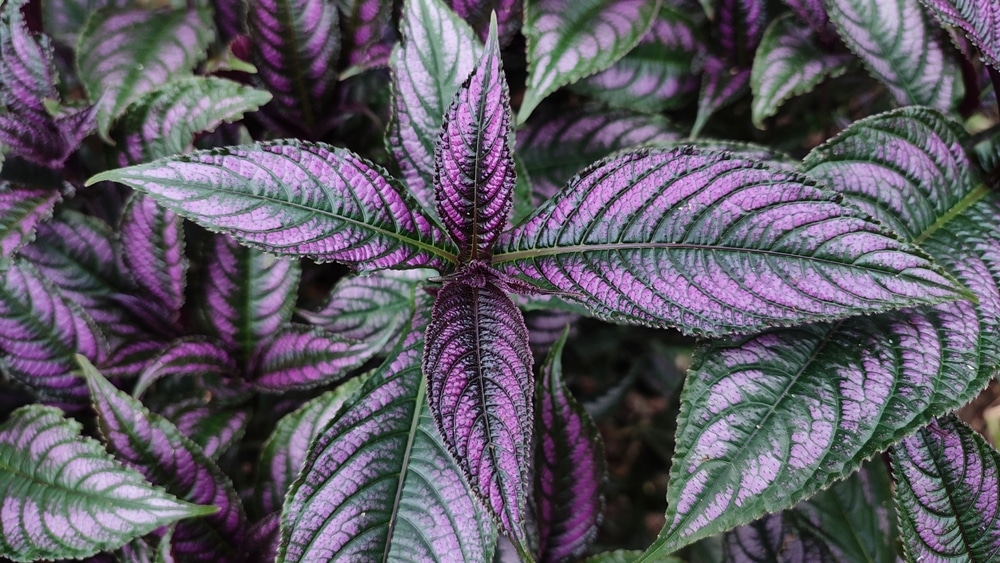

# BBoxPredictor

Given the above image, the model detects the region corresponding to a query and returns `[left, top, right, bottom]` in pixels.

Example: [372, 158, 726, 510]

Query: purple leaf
[519, 0, 661, 123]
[424, 278, 534, 542]
[534, 328, 605, 562]
[802, 107, 978, 241]
[339, 0, 394, 70]
[0, 182, 61, 257]
[447, 0, 521, 44]
[254, 375, 367, 514]
[199, 234, 299, 363]
[724, 512, 836, 562]
[0, 259, 106, 406]
[750, 14, 852, 128]
[571, 7, 703, 113]
[920, 0, 1000, 71]
[892, 416, 1000, 561]
[247, 0, 338, 137]
[89, 141, 458, 272]
[0, 0, 92, 168]
[388, 0, 483, 217]
[495, 147, 966, 337]
[240, 512, 280, 563]
[639, 113, 999, 558]
[691, 55, 750, 137]
[279, 300, 497, 561]
[716, 0, 767, 64]
[781, 0, 832, 39]
[133, 338, 240, 401]
[0, 405, 213, 561]
[213, 0, 246, 42]
[249, 324, 370, 392]
[76, 6, 214, 141]
[41, 0, 126, 46]
[297, 269, 425, 359]
[435, 22, 515, 263]
[116, 77, 272, 164]
[160, 399, 250, 461]
[82, 357, 247, 561]
[826, 0, 963, 110]
[516, 107, 681, 202]
[121, 194, 187, 328]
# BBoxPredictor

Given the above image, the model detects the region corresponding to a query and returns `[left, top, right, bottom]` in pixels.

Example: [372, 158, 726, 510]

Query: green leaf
[0, 405, 212, 562]
[76, 6, 214, 141]
[750, 13, 852, 128]
[519, 0, 663, 123]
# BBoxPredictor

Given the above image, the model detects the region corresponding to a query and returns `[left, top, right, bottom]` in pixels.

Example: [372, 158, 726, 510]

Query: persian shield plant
[3, 0, 1000, 560]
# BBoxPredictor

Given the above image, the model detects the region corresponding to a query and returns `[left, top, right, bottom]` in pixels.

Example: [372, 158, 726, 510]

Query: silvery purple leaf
[424, 278, 534, 543]
[826, 0, 963, 110]
[247, 0, 338, 137]
[241, 513, 280, 563]
[516, 107, 681, 202]
[434, 22, 515, 263]
[0, 405, 212, 561]
[19, 210, 135, 334]
[0, 259, 106, 406]
[571, 7, 703, 114]
[297, 269, 425, 360]
[279, 300, 497, 562]
[116, 77, 272, 164]
[161, 399, 250, 461]
[121, 194, 187, 328]
[447, 0, 521, 43]
[782, 0, 832, 39]
[534, 328, 605, 562]
[750, 14, 852, 128]
[674, 140, 797, 170]
[724, 512, 835, 562]
[0, 182, 60, 257]
[691, 55, 750, 138]
[920, 0, 1000, 70]
[639, 114, 999, 558]
[802, 107, 977, 241]
[388, 0, 482, 216]
[519, 0, 661, 123]
[89, 141, 458, 272]
[213, 0, 246, 42]
[892, 416, 1000, 561]
[249, 324, 370, 392]
[716, 0, 767, 65]
[133, 338, 239, 400]
[340, 0, 394, 70]
[41, 0, 125, 46]
[199, 234, 299, 364]
[254, 375, 367, 514]
[82, 358, 247, 561]
[524, 308, 579, 356]
[495, 147, 966, 337]
[76, 6, 214, 141]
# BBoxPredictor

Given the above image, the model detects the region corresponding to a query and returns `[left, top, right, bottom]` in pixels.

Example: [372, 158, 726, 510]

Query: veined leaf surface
[249, 324, 370, 392]
[447, 0, 521, 43]
[279, 299, 496, 562]
[247, 0, 338, 136]
[340, 0, 393, 70]
[494, 147, 965, 337]
[424, 278, 534, 544]
[434, 21, 515, 262]
[517, 107, 680, 201]
[83, 358, 246, 561]
[77, 6, 213, 141]
[639, 110, 998, 558]
[920, 0, 1000, 70]
[0, 405, 212, 562]
[0, 184, 60, 258]
[161, 399, 249, 461]
[255, 376, 367, 514]
[0, 259, 105, 405]
[826, 0, 962, 110]
[89, 141, 458, 272]
[534, 328, 605, 562]
[116, 77, 271, 164]
[716, 0, 767, 65]
[691, 56, 750, 138]
[750, 14, 851, 128]
[121, 194, 187, 327]
[892, 416, 1000, 561]
[199, 235, 299, 364]
[388, 0, 483, 216]
[519, 0, 662, 123]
